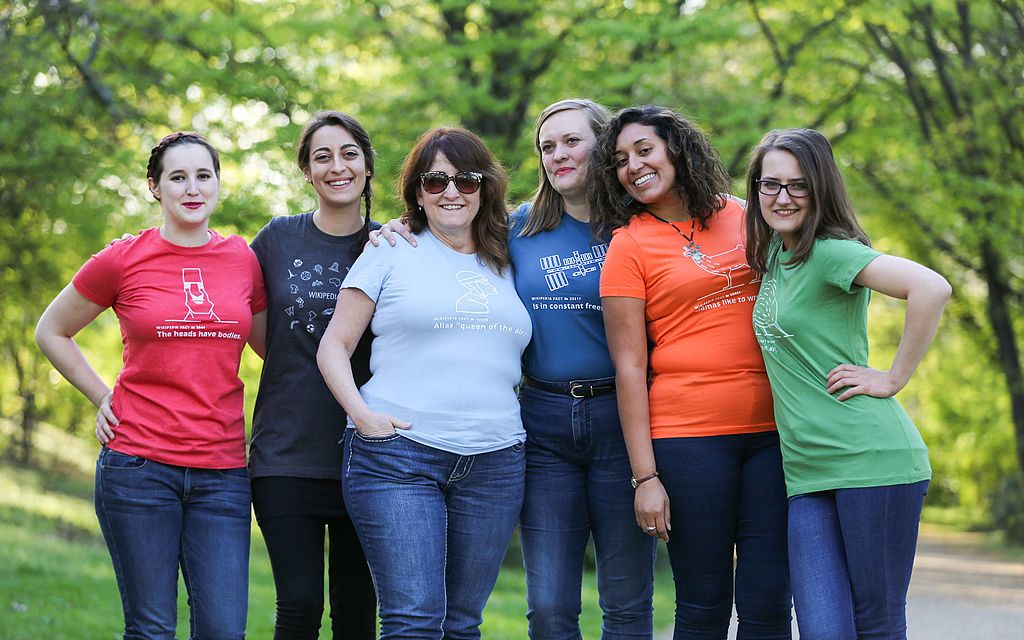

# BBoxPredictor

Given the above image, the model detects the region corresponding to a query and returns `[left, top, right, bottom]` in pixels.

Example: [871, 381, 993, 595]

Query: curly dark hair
[296, 110, 376, 256]
[397, 126, 511, 275]
[146, 132, 220, 200]
[588, 105, 730, 238]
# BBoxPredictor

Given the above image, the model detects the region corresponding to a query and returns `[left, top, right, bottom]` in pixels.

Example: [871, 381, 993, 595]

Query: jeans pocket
[99, 448, 147, 470]
[354, 430, 402, 443]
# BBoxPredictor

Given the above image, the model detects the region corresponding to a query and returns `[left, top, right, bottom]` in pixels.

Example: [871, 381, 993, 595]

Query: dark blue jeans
[94, 447, 251, 640]
[343, 431, 525, 640]
[788, 480, 929, 640]
[653, 431, 792, 640]
[519, 385, 656, 639]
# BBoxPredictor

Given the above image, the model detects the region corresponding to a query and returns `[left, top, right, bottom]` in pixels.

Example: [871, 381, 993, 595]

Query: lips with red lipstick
[183, 202, 204, 210]
[555, 167, 575, 177]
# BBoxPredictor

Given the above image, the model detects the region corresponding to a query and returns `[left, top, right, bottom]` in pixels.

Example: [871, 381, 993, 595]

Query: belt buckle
[570, 382, 587, 399]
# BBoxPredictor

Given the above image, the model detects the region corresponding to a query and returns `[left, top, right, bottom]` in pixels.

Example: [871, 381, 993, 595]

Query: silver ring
[645, 525, 656, 532]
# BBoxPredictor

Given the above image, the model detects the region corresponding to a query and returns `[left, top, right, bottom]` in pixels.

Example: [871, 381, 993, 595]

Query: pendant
[683, 241, 703, 263]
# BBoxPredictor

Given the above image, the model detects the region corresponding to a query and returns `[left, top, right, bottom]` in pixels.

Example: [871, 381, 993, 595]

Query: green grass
[0, 423, 675, 638]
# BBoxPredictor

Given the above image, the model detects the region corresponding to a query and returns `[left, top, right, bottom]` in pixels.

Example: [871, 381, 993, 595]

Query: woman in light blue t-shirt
[318, 126, 531, 639]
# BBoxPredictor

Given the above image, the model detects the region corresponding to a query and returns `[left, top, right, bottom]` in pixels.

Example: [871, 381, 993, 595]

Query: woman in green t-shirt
[744, 128, 951, 640]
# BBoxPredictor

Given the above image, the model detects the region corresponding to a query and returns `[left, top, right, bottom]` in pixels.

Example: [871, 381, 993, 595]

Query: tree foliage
[3, 0, 1022, 530]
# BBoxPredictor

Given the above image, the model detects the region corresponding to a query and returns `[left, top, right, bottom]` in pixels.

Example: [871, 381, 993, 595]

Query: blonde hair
[520, 98, 610, 237]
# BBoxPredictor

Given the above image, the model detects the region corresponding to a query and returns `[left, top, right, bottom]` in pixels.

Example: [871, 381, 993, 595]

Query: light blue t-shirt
[508, 204, 613, 381]
[342, 228, 532, 455]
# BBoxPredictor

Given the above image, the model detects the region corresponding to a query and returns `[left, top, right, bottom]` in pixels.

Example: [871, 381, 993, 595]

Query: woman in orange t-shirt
[592, 105, 792, 639]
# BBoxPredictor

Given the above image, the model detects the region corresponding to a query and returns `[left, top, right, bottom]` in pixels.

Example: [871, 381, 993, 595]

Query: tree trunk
[979, 238, 1024, 474]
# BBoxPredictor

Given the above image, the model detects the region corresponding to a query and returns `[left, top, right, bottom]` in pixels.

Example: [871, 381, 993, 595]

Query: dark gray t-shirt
[249, 212, 378, 479]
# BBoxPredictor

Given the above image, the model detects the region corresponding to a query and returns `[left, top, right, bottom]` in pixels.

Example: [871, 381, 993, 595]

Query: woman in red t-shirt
[592, 105, 792, 639]
[36, 132, 266, 638]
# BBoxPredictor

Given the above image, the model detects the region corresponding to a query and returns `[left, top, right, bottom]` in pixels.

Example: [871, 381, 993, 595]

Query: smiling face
[304, 124, 368, 214]
[614, 123, 684, 218]
[417, 153, 480, 238]
[538, 108, 597, 201]
[149, 143, 219, 233]
[758, 149, 811, 249]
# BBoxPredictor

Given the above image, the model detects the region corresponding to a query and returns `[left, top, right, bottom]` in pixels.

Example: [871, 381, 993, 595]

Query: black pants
[253, 477, 376, 639]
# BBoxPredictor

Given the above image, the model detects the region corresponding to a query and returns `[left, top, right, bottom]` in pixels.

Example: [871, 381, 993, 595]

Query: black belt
[522, 375, 616, 399]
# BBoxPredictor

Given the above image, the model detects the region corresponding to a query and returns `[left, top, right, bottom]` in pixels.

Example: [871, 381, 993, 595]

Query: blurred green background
[2, 0, 1023, 637]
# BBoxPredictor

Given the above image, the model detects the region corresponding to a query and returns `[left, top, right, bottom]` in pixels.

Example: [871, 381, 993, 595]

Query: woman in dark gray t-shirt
[249, 110, 380, 639]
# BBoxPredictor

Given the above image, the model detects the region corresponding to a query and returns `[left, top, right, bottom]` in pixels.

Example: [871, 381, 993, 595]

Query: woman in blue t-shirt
[509, 98, 658, 638]
[745, 128, 951, 640]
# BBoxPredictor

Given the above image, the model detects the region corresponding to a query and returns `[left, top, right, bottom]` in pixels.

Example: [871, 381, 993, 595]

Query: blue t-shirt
[342, 228, 532, 455]
[508, 204, 613, 381]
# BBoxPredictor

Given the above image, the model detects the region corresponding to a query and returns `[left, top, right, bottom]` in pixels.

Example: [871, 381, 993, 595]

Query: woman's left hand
[826, 364, 904, 401]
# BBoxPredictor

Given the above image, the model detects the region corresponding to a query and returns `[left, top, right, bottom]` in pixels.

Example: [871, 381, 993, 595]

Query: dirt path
[903, 524, 1024, 639]
[655, 524, 1024, 639]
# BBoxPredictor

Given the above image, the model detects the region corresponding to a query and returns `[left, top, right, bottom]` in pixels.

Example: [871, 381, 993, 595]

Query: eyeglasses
[419, 171, 484, 195]
[756, 180, 810, 198]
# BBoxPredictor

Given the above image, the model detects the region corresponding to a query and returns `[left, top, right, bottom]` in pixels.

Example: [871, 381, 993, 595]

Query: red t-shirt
[73, 228, 267, 468]
[599, 202, 775, 439]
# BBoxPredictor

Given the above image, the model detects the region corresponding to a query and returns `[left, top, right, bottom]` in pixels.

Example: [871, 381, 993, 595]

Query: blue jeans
[788, 480, 929, 640]
[653, 432, 792, 640]
[343, 431, 525, 640]
[519, 385, 656, 639]
[94, 447, 251, 640]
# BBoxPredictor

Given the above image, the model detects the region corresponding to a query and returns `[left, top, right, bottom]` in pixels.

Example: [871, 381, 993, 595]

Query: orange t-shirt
[599, 202, 775, 439]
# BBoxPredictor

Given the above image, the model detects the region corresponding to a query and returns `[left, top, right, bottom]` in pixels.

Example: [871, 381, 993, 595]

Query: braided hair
[297, 111, 376, 256]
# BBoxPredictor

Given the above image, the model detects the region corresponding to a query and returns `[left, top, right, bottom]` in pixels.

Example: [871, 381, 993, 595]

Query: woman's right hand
[95, 391, 119, 445]
[353, 411, 412, 438]
[634, 478, 671, 542]
[367, 219, 417, 248]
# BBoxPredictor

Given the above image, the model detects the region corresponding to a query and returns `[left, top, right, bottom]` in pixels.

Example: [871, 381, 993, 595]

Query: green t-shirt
[753, 237, 931, 497]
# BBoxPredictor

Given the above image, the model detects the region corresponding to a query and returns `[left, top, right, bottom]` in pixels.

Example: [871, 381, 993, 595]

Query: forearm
[36, 333, 110, 407]
[616, 365, 657, 477]
[35, 286, 110, 407]
[889, 278, 952, 387]
[316, 339, 372, 426]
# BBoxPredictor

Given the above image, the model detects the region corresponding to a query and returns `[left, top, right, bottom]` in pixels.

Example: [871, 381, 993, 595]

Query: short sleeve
[814, 238, 881, 293]
[599, 228, 647, 300]
[71, 244, 123, 308]
[250, 219, 273, 267]
[341, 241, 395, 303]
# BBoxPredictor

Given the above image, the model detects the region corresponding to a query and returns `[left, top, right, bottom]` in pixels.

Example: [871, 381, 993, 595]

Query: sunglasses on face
[419, 171, 484, 195]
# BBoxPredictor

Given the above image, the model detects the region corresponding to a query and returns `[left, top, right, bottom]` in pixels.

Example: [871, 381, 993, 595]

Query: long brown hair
[296, 110, 376, 255]
[397, 127, 511, 275]
[744, 128, 869, 273]
[588, 105, 730, 239]
[520, 98, 610, 237]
